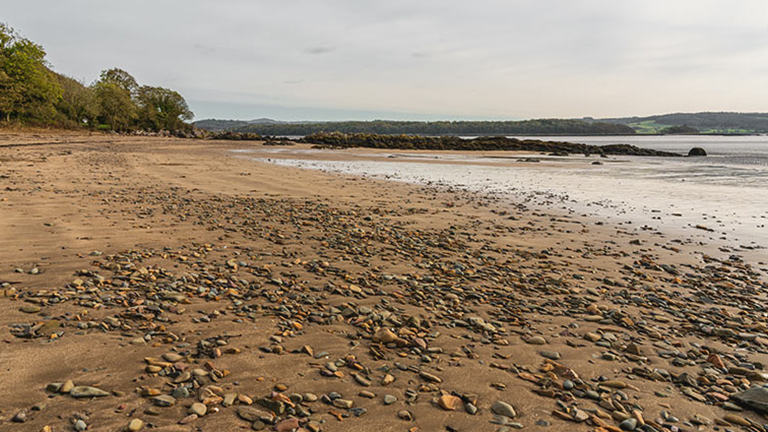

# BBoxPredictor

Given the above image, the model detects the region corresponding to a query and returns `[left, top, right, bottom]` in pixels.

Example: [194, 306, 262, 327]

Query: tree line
[0, 23, 192, 131]
[229, 119, 636, 136]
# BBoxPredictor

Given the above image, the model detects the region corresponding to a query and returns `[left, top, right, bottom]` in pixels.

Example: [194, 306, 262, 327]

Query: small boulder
[687, 147, 707, 156]
[731, 386, 768, 413]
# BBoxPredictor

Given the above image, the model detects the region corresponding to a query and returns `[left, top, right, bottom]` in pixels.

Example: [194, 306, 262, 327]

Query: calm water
[239, 135, 768, 253]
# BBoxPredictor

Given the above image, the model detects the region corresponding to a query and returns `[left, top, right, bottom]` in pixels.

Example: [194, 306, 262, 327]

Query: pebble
[491, 401, 517, 419]
[383, 394, 397, 405]
[70, 386, 110, 398]
[74, 419, 87, 431]
[128, 419, 144, 431]
[189, 402, 207, 416]
[539, 351, 560, 360]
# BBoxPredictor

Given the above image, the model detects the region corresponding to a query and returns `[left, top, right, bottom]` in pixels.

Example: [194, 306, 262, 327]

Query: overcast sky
[3, 1, 767, 121]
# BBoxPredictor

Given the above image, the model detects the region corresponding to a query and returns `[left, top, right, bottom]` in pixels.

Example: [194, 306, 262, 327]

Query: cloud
[305, 46, 335, 55]
[2, 0, 766, 120]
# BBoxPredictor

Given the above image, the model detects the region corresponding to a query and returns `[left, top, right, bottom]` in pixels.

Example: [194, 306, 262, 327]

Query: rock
[128, 419, 144, 431]
[723, 413, 751, 426]
[491, 401, 517, 418]
[539, 351, 560, 360]
[419, 371, 442, 383]
[353, 373, 371, 387]
[151, 395, 176, 407]
[333, 399, 354, 409]
[465, 403, 478, 415]
[189, 402, 207, 416]
[688, 147, 707, 156]
[437, 394, 462, 411]
[383, 394, 397, 405]
[70, 386, 110, 398]
[237, 406, 274, 422]
[526, 336, 546, 345]
[731, 386, 768, 413]
[178, 414, 198, 424]
[397, 410, 413, 421]
[275, 418, 300, 432]
[74, 419, 87, 431]
[223, 393, 237, 407]
[19, 305, 41, 314]
[619, 418, 637, 431]
[60, 380, 75, 394]
[12, 411, 28, 423]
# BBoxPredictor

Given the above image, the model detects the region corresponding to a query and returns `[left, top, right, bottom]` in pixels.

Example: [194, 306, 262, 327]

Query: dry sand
[1, 132, 767, 432]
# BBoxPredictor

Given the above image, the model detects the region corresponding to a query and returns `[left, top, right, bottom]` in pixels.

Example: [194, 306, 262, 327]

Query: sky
[2, 0, 767, 121]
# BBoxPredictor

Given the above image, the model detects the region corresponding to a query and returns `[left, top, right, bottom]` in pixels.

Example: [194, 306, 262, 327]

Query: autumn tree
[55, 74, 99, 127]
[136, 85, 193, 131]
[93, 68, 138, 130]
[0, 23, 62, 122]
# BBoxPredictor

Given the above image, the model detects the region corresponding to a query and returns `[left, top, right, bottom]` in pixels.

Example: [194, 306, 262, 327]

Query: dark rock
[687, 147, 707, 156]
[731, 386, 768, 413]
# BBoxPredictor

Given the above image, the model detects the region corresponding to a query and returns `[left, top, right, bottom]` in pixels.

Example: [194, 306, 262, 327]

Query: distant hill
[226, 119, 635, 136]
[593, 112, 768, 134]
[192, 119, 250, 131]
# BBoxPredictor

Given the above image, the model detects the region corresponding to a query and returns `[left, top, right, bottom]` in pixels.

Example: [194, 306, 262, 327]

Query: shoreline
[1, 134, 767, 432]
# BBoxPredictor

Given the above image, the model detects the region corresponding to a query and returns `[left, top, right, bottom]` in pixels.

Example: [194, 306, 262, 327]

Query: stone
[223, 392, 237, 406]
[688, 147, 707, 156]
[397, 410, 413, 421]
[12, 411, 28, 423]
[539, 351, 560, 360]
[275, 418, 300, 432]
[333, 399, 354, 409]
[383, 394, 397, 405]
[723, 414, 750, 426]
[70, 386, 110, 398]
[419, 371, 442, 383]
[189, 402, 207, 416]
[619, 418, 637, 431]
[151, 395, 176, 407]
[526, 336, 546, 345]
[74, 420, 87, 431]
[465, 403, 478, 415]
[60, 380, 75, 394]
[491, 401, 517, 419]
[128, 419, 144, 431]
[437, 394, 462, 411]
[731, 386, 768, 413]
[20, 305, 41, 313]
[178, 414, 198, 424]
[237, 406, 274, 422]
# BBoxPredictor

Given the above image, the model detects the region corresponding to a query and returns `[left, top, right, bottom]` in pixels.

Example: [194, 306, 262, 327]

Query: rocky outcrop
[300, 132, 682, 157]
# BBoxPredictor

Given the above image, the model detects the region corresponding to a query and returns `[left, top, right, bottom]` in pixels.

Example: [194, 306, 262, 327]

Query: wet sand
[1, 132, 767, 432]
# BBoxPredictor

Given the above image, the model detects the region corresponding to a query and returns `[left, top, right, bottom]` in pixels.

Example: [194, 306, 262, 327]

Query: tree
[0, 23, 62, 122]
[94, 80, 136, 131]
[98, 68, 138, 95]
[136, 85, 193, 131]
[56, 74, 99, 127]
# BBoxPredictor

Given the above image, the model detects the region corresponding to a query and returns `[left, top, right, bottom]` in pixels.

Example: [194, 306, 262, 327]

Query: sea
[237, 135, 768, 259]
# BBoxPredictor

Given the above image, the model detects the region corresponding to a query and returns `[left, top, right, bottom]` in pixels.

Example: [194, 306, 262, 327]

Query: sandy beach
[1, 132, 767, 432]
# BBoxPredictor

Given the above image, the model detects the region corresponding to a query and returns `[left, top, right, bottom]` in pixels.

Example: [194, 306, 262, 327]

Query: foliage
[220, 119, 637, 136]
[660, 124, 698, 135]
[94, 80, 137, 131]
[599, 112, 768, 134]
[55, 74, 99, 127]
[0, 23, 193, 131]
[136, 85, 193, 131]
[0, 23, 62, 122]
